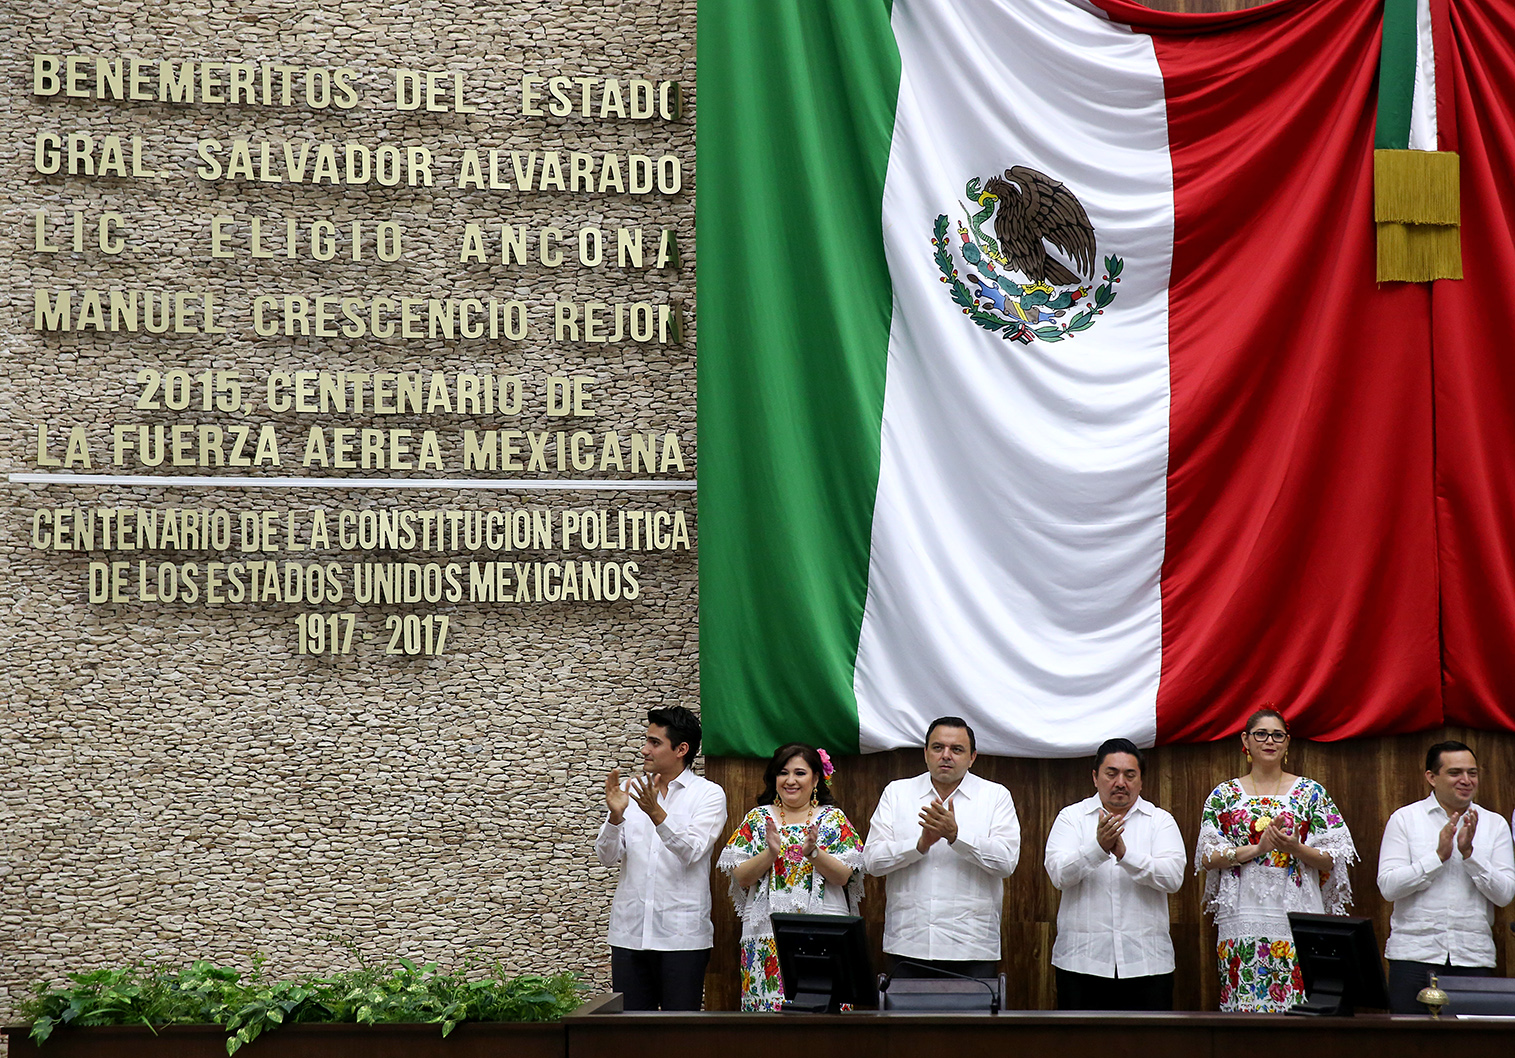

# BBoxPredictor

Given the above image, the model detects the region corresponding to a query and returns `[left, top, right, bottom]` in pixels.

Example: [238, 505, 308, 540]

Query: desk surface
[565, 996, 1515, 1058]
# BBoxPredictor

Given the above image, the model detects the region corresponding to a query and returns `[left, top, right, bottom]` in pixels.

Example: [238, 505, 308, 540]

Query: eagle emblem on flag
[932, 165, 1124, 343]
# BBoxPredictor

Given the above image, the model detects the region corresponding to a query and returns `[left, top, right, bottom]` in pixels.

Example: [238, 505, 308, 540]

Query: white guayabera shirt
[1378, 795, 1515, 967]
[594, 768, 728, 950]
[863, 771, 1020, 961]
[1044, 794, 1186, 978]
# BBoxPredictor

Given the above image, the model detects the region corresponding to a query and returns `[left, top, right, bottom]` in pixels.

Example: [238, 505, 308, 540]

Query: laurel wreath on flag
[931, 214, 1123, 344]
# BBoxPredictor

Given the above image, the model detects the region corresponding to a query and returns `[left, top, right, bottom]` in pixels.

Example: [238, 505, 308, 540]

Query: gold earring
[1245, 748, 1252, 762]
[810, 789, 819, 807]
[773, 792, 782, 807]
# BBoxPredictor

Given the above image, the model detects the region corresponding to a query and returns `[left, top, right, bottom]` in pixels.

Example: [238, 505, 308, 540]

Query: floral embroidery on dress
[719, 804, 865, 1011]
[1196, 777, 1356, 1013]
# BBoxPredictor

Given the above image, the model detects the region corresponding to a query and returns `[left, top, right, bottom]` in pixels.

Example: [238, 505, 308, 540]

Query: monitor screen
[1287, 912, 1390, 1016]
[769, 913, 877, 1012]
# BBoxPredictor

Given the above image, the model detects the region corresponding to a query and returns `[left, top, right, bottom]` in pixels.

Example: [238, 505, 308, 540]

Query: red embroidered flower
[1268, 982, 1289, 1004]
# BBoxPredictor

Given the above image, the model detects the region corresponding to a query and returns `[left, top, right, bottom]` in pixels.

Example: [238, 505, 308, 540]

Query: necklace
[1250, 773, 1289, 798]
[774, 801, 816, 829]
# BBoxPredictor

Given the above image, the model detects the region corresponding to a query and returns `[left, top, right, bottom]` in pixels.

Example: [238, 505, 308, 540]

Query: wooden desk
[565, 995, 1515, 1058]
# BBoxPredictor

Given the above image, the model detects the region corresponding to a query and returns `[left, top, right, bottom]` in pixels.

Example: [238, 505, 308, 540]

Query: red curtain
[1433, 0, 1515, 730]
[1083, 0, 1515, 741]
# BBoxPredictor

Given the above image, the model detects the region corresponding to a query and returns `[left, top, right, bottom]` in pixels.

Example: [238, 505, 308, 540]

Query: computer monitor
[1286, 912, 1390, 1016]
[769, 913, 877, 1012]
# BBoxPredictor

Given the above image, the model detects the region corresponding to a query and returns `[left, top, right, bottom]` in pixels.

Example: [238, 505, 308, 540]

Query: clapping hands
[1096, 809, 1127, 860]
[764, 813, 783, 853]
[1264, 820, 1303, 858]
[917, 795, 958, 852]
[1436, 808, 1477, 861]
[1458, 808, 1479, 857]
[604, 768, 629, 823]
[802, 822, 820, 860]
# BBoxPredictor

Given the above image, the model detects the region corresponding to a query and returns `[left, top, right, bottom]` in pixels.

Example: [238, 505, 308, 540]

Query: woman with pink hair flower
[719, 743, 864, 1011]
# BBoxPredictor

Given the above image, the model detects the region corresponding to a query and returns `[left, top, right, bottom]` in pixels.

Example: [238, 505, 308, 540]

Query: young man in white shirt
[1377, 740, 1515, 1014]
[864, 716, 1020, 979]
[594, 706, 727, 1010]
[1044, 738, 1185, 1010]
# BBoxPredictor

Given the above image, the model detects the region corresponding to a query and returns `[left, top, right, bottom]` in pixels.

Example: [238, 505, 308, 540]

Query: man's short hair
[925, 716, 976, 754]
[647, 706, 701, 766]
[1093, 737, 1145, 774]
[1426, 740, 1474, 774]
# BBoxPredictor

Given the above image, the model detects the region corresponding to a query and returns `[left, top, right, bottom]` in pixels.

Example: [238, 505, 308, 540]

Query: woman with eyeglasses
[1196, 707, 1356, 1012]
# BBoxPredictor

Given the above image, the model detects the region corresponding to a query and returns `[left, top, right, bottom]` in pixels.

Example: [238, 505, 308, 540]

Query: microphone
[877, 959, 1000, 1013]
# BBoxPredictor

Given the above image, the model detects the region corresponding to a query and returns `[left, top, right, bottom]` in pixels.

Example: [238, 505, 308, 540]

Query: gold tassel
[1377, 221, 1463, 282]
[1374, 149, 1460, 224]
[1374, 149, 1461, 282]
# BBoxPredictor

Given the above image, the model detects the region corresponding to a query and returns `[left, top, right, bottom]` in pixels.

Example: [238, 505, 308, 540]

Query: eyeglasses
[1248, 730, 1288, 743]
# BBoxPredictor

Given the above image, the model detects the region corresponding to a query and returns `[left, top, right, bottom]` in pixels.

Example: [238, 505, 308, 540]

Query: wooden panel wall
[703, 730, 1515, 1010]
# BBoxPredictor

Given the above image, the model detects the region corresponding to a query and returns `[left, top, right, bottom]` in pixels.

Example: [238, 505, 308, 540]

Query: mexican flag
[698, 0, 1515, 757]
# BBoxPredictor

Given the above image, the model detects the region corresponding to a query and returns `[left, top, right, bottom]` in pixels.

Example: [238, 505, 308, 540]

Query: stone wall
[1, 0, 695, 1018]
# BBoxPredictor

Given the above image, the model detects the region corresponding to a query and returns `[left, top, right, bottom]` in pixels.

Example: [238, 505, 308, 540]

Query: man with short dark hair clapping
[863, 716, 1020, 979]
[1044, 738, 1185, 1010]
[595, 706, 726, 1010]
[1378, 740, 1515, 1014]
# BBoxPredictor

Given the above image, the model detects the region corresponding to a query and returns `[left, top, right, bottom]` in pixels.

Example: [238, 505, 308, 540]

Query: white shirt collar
[1422, 791, 1477, 816]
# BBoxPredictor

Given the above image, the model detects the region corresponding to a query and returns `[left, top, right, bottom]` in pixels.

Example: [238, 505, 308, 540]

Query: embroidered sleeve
[1197, 781, 1241, 915]
[719, 807, 767, 868]
[718, 807, 771, 916]
[1300, 780, 1357, 914]
[821, 807, 866, 910]
[1197, 781, 1238, 866]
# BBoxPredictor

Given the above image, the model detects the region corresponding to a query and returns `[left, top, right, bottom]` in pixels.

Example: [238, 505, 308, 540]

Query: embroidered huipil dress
[718, 804, 865, 1011]
[1196, 777, 1357, 1012]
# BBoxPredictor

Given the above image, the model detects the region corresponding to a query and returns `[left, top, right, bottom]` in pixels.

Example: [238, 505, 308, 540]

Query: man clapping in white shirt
[864, 716, 1020, 980]
[594, 706, 727, 1010]
[1377, 740, 1515, 1014]
[1044, 738, 1185, 1010]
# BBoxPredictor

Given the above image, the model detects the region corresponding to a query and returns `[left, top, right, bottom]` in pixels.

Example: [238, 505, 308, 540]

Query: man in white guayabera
[864, 716, 1020, 980]
[1044, 738, 1186, 1010]
[1378, 740, 1515, 1014]
[595, 706, 727, 1010]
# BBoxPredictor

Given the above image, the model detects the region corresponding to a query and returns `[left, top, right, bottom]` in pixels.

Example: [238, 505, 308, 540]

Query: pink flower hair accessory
[817, 748, 835, 779]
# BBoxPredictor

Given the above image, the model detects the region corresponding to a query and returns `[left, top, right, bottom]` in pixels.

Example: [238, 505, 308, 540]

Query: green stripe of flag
[1375, 0, 1418, 150]
[697, 0, 902, 757]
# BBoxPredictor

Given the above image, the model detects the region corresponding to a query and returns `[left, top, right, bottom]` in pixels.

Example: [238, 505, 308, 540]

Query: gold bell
[1416, 974, 1450, 1019]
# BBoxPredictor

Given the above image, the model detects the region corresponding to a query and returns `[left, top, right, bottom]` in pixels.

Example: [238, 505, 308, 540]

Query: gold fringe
[1376, 221, 1463, 282]
[1374, 149, 1460, 224]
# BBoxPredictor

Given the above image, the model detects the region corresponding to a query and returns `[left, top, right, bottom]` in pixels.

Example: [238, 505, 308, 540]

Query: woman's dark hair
[1243, 706, 1289, 735]
[755, 743, 835, 808]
